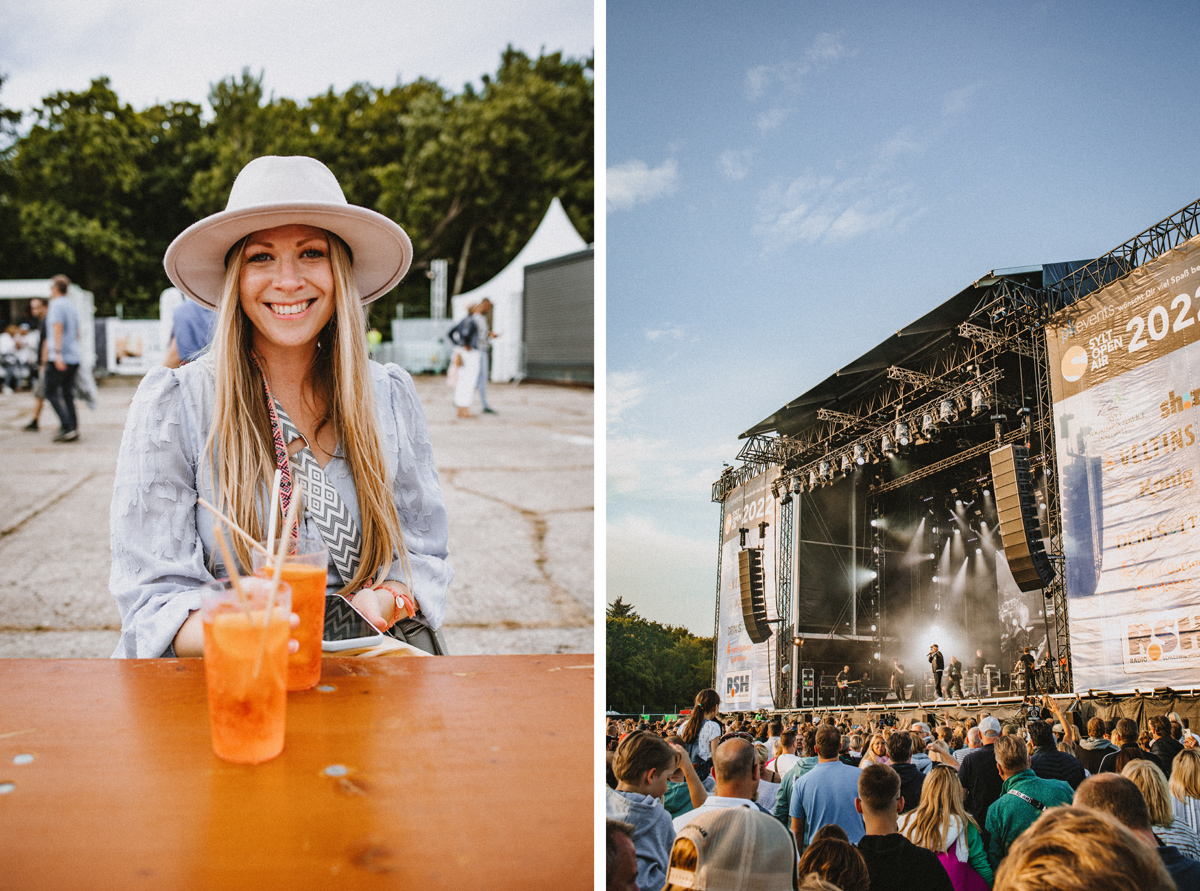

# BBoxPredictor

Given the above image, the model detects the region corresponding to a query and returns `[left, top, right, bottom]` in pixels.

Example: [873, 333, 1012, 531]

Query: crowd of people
[607, 690, 1200, 890]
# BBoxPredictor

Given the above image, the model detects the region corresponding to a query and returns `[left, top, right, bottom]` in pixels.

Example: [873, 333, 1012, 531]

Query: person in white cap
[662, 806, 797, 891]
[110, 155, 452, 657]
[959, 715, 1005, 839]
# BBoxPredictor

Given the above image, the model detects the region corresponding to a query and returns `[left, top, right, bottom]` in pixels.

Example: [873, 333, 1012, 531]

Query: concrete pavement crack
[0, 471, 96, 538]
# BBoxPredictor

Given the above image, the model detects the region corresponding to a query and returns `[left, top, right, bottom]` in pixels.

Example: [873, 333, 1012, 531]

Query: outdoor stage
[711, 196, 1200, 714]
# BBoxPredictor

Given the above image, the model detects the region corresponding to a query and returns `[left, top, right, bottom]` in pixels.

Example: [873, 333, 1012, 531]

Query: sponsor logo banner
[1051, 234, 1200, 690]
[715, 468, 780, 711]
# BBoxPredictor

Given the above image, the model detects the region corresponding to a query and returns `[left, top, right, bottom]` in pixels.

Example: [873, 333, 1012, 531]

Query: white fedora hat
[164, 155, 412, 308]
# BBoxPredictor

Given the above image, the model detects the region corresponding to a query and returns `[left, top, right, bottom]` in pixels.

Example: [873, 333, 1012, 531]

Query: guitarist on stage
[836, 665, 852, 706]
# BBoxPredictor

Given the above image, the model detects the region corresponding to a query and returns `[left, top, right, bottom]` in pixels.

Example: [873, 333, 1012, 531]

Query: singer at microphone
[927, 644, 944, 700]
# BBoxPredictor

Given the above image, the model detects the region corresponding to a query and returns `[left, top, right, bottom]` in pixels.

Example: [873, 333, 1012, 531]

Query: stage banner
[716, 468, 781, 711]
[1047, 234, 1200, 691]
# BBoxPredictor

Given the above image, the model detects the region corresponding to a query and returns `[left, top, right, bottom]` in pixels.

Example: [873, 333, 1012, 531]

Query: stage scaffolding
[713, 195, 1200, 699]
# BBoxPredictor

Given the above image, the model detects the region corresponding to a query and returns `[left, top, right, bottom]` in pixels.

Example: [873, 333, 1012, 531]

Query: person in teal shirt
[986, 734, 1074, 868]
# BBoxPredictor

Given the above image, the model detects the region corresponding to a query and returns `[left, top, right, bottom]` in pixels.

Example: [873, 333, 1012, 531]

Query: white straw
[267, 469, 282, 552]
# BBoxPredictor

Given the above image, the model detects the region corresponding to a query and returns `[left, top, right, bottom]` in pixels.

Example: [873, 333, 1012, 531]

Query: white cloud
[607, 433, 729, 497]
[756, 107, 790, 133]
[0, 0, 595, 115]
[754, 173, 920, 249]
[743, 33, 847, 101]
[719, 149, 754, 181]
[607, 514, 717, 637]
[607, 370, 648, 425]
[645, 325, 685, 341]
[607, 157, 679, 213]
[942, 83, 984, 117]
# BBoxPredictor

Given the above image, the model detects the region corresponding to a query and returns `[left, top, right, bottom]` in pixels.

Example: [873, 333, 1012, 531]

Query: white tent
[451, 197, 587, 382]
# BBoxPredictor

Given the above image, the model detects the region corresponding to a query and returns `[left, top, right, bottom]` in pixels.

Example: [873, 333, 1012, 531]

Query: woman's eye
[302, 248, 327, 259]
[246, 252, 272, 263]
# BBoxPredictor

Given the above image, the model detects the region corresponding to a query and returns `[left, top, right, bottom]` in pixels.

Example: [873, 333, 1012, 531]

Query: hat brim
[164, 202, 412, 309]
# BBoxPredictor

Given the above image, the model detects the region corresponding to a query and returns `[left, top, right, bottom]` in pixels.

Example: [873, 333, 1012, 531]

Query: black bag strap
[1006, 789, 1047, 811]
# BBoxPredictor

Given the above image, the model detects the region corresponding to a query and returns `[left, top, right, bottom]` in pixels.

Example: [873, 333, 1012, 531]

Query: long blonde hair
[1171, 748, 1200, 801]
[202, 230, 409, 596]
[901, 763, 979, 852]
[1122, 759, 1175, 826]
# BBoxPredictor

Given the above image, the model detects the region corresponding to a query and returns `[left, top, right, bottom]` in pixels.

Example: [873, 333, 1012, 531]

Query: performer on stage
[890, 657, 906, 701]
[973, 648, 986, 694]
[927, 643, 945, 699]
[836, 664, 851, 706]
[946, 655, 963, 699]
[1018, 646, 1037, 698]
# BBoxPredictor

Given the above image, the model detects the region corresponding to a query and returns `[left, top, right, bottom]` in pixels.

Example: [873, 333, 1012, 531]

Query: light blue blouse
[109, 358, 452, 658]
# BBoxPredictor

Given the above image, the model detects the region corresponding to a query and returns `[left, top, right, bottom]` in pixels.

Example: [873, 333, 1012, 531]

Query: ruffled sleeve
[109, 365, 213, 657]
[374, 362, 453, 629]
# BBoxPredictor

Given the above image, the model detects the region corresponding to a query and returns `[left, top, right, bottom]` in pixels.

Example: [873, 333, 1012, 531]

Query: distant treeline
[0, 47, 593, 323]
[607, 597, 714, 715]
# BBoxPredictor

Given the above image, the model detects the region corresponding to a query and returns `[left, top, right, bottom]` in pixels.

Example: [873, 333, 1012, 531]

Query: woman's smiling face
[238, 224, 336, 357]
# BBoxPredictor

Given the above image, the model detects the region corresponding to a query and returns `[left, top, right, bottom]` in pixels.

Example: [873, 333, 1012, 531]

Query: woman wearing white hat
[110, 155, 452, 657]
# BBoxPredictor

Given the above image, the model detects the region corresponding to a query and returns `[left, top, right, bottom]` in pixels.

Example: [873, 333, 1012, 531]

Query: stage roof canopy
[742, 262, 1093, 441]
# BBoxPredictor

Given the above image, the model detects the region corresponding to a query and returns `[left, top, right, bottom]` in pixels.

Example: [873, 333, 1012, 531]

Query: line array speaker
[738, 547, 772, 644]
[989, 444, 1055, 592]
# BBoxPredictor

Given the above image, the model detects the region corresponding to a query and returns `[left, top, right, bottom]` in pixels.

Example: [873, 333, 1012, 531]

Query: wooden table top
[0, 655, 593, 890]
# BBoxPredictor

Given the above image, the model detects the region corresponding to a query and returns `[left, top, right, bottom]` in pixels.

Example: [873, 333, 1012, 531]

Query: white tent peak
[452, 197, 588, 382]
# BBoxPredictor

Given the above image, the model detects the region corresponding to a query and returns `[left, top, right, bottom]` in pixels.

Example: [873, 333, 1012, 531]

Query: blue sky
[606, 1, 1200, 636]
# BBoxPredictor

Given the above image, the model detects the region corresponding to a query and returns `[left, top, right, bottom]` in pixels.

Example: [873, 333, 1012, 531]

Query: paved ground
[0, 372, 594, 657]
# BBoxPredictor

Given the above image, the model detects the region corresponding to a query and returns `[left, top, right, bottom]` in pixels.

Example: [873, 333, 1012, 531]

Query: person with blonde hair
[898, 763, 992, 888]
[1122, 758, 1200, 859]
[860, 732, 890, 767]
[1172, 747, 1200, 837]
[992, 805, 1174, 891]
[110, 156, 451, 657]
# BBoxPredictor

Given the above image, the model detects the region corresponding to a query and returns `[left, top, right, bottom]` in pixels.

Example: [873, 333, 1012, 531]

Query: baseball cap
[1053, 723, 1064, 734]
[668, 807, 797, 890]
[979, 716, 1002, 737]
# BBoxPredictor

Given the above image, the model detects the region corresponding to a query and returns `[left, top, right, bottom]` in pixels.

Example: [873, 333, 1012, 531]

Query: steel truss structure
[712, 194, 1200, 697]
[775, 495, 795, 709]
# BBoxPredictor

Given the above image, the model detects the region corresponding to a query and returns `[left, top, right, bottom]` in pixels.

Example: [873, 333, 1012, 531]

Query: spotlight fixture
[881, 433, 895, 457]
[819, 459, 832, 481]
[921, 413, 936, 438]
[808, 470, 819, 490]
[739, 527, 748, 547]
[840, 454, 853, 475]
[791, 476, 803, 496]
[971, 387, 989, 415]
[895, 420, 911, 447]
[939, 398, 957, 424]
[853, 443, 867, 465]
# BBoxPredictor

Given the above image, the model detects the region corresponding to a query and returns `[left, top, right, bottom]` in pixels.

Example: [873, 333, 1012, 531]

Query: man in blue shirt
[44, 275, 81, 443]
[790, 724, 866, 850]
[163, 299, 217, 367]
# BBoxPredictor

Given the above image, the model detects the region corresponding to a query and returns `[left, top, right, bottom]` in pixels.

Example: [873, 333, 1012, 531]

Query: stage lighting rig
[971, 386, 990, 415]
[921, 413, 937, 439]
[840, 454, 853, 476]
[895, 420, 911, 447]
[853, 443, 867, 465]
[819, 459, 833, 482]
[881, 433, 895, 457]
[939, 398, 957, 424]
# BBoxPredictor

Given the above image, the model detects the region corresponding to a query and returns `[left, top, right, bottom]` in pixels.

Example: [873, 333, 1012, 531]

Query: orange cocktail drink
[254, 537, 329, 691]
[200, 578, 292, 764]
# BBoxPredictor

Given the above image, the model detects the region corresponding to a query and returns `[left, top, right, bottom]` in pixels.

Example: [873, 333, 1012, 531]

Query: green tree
[10, 78, 152, 314]
[606, 599, 713, 714]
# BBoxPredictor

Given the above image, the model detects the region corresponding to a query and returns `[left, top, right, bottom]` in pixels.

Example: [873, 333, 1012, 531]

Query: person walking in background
[163, 298, 217, 367]
[22, 297, 47, 431]
[470, 297, 497, 414]
[44, 275, 81, 442]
